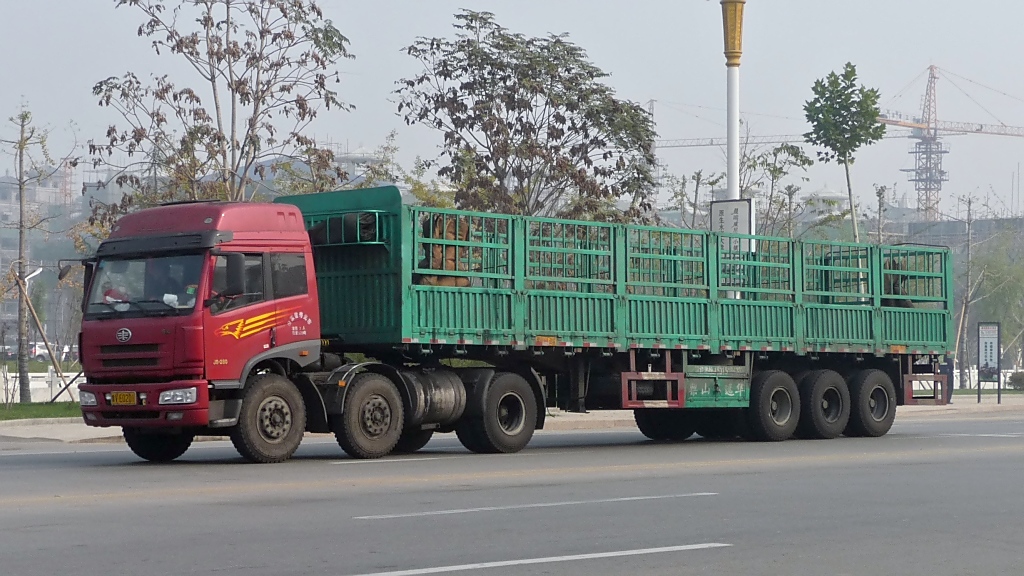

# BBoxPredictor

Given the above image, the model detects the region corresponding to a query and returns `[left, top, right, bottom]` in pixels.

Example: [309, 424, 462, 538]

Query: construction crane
[656, 131, 911, 149]
[878, 65, 1024, 221]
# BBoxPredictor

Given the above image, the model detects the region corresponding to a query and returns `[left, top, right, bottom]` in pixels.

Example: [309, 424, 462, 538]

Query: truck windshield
[86, 254, 205, 317]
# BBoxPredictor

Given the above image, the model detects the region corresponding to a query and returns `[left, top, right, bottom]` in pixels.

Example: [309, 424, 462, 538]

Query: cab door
[269, 251, 321, 350]
[204, 253, 276, 383]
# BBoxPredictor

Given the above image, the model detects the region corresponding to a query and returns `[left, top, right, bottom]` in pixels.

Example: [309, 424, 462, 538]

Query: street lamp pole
[721, 0, 746, 201]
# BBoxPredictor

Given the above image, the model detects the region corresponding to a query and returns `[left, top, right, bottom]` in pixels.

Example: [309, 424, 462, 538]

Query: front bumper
[79, 380, 210, 428]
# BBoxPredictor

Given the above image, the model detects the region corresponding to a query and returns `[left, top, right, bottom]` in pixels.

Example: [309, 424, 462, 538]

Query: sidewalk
[1, 395, 1021, 444]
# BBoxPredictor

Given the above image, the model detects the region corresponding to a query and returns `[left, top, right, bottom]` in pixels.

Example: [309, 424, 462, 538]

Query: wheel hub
[821, 387, 843, 423]
[257, 396, 292, 444]
[769, 387, 793, 426]
[868, 386, 889, 422]
[496, 392, 526, 436]
[361, 394, 392, 438]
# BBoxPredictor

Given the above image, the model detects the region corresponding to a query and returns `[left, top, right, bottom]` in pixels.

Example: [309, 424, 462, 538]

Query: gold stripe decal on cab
[218, 308, 300, 340]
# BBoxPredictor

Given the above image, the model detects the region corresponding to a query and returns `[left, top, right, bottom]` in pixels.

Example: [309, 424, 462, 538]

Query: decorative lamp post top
[721, 0, 746, 67]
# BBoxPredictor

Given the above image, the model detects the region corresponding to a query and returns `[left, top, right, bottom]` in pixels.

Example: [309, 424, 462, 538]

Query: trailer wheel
[747, 370, 800, 442]
[634, 410, 696, 441]
[634, 409, 668, 440]
[694, 411, 738, 440]
[392, 428, 435, 454]
[123, 428, 194, 462]
[333, 372, 404, 459]
[230, 373, 307, 463]
[797, 370, 850, 439]
[457, 372, 536, 454]
[845, 369, 896, 437]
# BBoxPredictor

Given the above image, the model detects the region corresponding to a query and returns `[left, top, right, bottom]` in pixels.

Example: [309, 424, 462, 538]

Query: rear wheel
[797, 370, 851, 439]
[746, 370, 800, 441]
[694, 411, 739, 440]
[123, 428, 193, 462]
[392, 428, 435, 454]
[845, 369, 897, 437]
[634, 410, 696, 441]
[230, 373, 307, 463]
[334, 372, 405, 459]
[456, 372, 537, 454]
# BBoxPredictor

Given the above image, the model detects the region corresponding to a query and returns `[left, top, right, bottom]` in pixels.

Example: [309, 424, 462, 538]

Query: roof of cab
[107, 201, 306, 239]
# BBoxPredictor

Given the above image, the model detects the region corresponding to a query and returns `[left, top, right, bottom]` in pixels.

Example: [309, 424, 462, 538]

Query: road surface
[1, 413, 1023, 575]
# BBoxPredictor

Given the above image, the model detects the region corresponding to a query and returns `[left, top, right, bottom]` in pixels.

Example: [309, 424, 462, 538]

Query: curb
[0, 417, 83, 427]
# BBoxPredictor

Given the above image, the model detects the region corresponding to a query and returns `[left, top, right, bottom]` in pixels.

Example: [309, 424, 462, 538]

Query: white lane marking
[333, 457, 445, 465]
[354, 492, 717, 520]
[345, 543, 731, 576]
[940, 433, 1023, 438]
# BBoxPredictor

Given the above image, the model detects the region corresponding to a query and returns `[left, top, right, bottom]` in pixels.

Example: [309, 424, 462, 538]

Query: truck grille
[102, 358, 160, 368]
[100, 344, 160, 354]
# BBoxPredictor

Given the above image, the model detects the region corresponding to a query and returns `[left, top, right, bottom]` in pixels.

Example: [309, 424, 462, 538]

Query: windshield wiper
[131, 298, 177, 310]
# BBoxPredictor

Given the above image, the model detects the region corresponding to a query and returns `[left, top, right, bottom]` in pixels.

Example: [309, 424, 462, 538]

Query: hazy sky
[3, 0, 1023, 219]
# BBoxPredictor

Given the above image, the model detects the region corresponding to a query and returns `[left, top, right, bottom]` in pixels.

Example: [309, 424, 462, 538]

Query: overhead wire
[940, 72, 1006, 126]
[938, 67, 1024, 106]
[884, 68, 928, 107]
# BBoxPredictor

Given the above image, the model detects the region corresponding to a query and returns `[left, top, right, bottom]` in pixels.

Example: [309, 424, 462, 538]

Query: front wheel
[123, 428, 194, 462]
[230, 373, 307, 463]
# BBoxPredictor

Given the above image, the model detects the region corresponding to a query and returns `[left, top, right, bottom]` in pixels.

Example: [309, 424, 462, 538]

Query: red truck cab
[78, 201, 321, 435]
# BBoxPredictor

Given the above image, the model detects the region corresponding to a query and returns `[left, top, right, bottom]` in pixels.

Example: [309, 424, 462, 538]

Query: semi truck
[74, 186, 953, 463]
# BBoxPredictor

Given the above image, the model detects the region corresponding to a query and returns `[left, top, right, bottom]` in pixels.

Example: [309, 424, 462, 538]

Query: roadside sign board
[977, 322, 1000, 383]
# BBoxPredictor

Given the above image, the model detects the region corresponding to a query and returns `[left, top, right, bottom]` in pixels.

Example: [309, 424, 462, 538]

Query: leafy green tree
[396, 10, 656, 221]
[90, 0, 353, 206]
[803, 62, 886, 242]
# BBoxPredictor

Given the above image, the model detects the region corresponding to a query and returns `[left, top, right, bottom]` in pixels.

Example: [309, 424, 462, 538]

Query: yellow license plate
[110, 391, 137, 406]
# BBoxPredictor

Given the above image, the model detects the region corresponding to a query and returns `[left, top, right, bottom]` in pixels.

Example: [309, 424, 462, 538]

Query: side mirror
[224, 253, 246, 297]
[58, 263, 75, 282]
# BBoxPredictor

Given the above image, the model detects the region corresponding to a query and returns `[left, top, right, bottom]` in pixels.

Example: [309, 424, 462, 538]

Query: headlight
[79, 390, 97, 407]
[158, 387, 197, 405]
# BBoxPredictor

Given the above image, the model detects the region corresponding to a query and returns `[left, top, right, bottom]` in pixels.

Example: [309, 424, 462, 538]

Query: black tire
[456, 372, 537, 454]
[230, 373, 307, 463]
[634, 409, 670, 440]
[123, 428, 193, 462]
[694, 411, 739, 440]
[393, 428, 435, 454]
[634, 409, 696, 441]
[797, 369, 851, 439]
[845, 369, 897, 438]
[334, 372, 404, 459]
[747, 370, 800, 442]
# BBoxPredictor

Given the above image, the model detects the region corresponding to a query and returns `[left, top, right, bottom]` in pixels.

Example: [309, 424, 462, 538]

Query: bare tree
[1, 106, 77, 404]
[91, 0, 354, 206]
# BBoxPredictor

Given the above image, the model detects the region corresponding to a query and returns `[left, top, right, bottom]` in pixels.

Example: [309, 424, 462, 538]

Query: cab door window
[270, 253, 308, 299]
[210, 254, 265, 314]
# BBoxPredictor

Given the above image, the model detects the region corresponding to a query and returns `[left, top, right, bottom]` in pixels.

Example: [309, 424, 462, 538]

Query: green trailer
[278, 186, 953, 454]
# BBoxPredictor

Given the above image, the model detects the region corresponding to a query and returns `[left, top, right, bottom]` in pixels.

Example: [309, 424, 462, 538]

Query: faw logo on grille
[115, 328, 132, 343]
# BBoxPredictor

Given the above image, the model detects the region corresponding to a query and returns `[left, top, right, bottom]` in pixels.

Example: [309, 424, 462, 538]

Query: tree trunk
[844, 161, 860, 243]
[16, 117, 30, 404]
